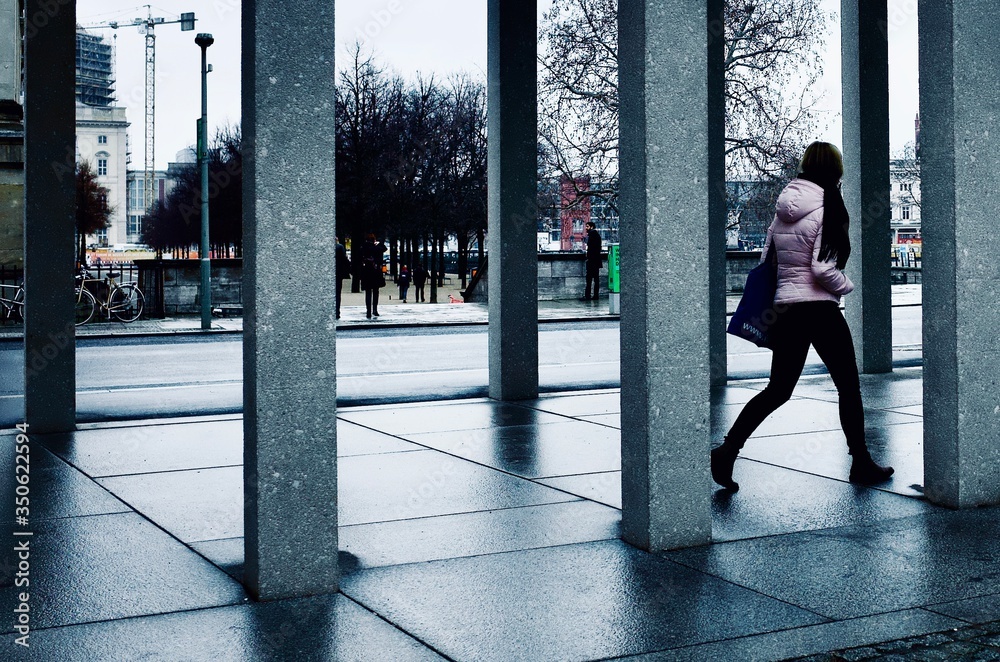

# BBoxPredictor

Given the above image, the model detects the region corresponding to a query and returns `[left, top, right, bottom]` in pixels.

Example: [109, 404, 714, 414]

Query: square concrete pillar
[23, 0, 76, 433]
[487, 0, 538, 401]
[918, 0, 1000, 508]
[618, 0, 713, 551]
[707, 0, 727, 388]
[243, 0, 339, 599]
[841, 0, 893, 374]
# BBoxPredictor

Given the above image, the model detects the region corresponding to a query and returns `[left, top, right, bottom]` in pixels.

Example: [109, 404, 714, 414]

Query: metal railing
[0, 263, 141, 325]
[82, 261, 139, 285]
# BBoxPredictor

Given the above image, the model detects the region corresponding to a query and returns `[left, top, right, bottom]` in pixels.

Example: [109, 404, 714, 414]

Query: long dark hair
[798, 142, 850, 269]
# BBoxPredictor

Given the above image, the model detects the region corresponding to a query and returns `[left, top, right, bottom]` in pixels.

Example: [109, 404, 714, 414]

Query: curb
[0, 315, 624, 340]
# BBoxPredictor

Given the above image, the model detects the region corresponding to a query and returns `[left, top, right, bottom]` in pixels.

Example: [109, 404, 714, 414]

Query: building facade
[552, 176, 619, 251]
[122, 146, 194, 246]
[75, 30, 130, 248]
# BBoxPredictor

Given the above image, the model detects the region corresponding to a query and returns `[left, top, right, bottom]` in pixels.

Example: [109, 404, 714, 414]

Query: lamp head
[195, 33, 215, 49]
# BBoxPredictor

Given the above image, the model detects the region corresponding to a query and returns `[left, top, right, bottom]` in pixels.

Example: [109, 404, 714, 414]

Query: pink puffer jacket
[760, 178, 854, 305]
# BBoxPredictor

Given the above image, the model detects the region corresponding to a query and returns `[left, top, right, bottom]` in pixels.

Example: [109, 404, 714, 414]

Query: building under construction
[76, 30, 115, 107]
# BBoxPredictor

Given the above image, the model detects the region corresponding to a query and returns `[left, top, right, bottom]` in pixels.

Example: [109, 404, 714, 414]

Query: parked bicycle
[0, 282, 24, 322]
[75, 269, 144, 325]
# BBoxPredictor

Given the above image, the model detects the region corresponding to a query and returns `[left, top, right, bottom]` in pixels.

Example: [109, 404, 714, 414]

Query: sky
[75, 0, 921, 171]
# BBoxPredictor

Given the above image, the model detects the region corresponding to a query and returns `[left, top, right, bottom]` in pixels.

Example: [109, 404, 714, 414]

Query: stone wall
[136, 259, 243, 316]
[476, 251, 753, 302]
[0, 126, 23, 267]
[470, 252, 606, 302]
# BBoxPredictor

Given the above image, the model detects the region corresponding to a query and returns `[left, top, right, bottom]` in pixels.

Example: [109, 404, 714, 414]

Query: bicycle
[75, 269, 144, 325]
[0, 282, 24, 322]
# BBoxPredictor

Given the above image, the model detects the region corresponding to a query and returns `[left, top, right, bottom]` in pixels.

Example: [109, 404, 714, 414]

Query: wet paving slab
[666, 506, 1000, 621]
[10, 376, 993, 660]
[340, 539, 826, 661]
[0, 594, 444, 661]
[0, 512, 247, 633]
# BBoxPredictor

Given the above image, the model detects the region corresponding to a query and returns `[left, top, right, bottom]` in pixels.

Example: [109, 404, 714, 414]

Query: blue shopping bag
[727, 245, 779, 348]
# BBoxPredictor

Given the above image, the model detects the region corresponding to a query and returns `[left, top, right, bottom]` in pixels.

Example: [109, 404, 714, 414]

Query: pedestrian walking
[583, 221, 602, 300]
[398, 266, 411, 303]
[412, 263, 427, 302]
[711, 141, 894, 491]
[360, 233, 387, 319]
[335, 236, 351, 320]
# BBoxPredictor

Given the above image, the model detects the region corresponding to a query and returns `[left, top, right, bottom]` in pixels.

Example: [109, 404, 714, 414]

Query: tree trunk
[437, 235, 445, 287]
[458, 231, 468, 289]
[476, 228, 485, 266]
[429, 231, 438, 304]
[389, 236, 398, 282]
[350, 238, 361, 293]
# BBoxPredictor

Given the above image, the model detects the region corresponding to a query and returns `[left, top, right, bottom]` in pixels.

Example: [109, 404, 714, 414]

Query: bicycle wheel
[111, 284, 144, 322]
[12, 287, 23, 322]
[74, 287, 96, 326]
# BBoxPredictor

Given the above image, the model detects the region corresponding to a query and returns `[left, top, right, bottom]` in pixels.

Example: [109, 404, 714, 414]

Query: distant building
[890, 158, 921, 255]
[554, 176, 619, 251]
[75, 29, 130, 248]
[890, 114, 922, 257]
[123, 147, 193, 245]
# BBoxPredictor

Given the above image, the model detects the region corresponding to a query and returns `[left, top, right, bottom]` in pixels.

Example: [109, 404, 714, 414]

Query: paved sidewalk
[0, 285, 924, 339]
[4, 366, 999, 660]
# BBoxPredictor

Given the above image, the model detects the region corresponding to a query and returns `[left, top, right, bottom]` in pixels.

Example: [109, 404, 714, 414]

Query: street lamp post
[196, 33, 214, 330]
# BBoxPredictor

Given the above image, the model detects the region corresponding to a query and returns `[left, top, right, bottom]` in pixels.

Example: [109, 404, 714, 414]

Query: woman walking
[360, 233, 387, 319]
[711, 142, 893, 491]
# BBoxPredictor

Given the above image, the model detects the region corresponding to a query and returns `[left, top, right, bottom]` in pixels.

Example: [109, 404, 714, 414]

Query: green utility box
[607, 243, 620, 314]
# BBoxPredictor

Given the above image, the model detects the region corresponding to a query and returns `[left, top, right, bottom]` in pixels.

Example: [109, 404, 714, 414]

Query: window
[902, 205, 911, 220]
[127, 215, 143, 240]
[98, 135, 108, 144]
[97, 158, 108, 176]
[96, 228, 108, 246]
[128, 180, 145, 211]
[900, 182, 912, 192]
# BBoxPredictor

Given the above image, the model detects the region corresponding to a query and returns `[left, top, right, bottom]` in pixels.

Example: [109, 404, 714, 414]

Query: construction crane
[82, 7, 196, 215]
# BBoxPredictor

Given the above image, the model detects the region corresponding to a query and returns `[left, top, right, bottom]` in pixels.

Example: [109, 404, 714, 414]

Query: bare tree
[539, 0, 830, 219]
[76, 162, 113, 265]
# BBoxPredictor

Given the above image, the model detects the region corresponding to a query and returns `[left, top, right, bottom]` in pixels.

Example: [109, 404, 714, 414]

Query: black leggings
[726, 301, 866, 453]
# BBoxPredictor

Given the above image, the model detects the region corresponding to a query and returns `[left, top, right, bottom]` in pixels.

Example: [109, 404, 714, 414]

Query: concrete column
[618, 0, 713, 551]
[23, 0, 76, 433]
[918, 0, 1000, 509]
[841, 0, 893, 374]
[707, 0, 726, 388]
[487, 0, 538, 401]
[243, 0, 339, 599]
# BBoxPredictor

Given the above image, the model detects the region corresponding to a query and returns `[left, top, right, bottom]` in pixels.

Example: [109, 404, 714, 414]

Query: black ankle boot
[711, 440, 740, 491]
[849, 452, 894, 485]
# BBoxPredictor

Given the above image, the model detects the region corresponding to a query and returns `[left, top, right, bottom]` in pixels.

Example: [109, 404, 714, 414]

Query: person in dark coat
[335, 237, 351, 320]
[398, 266, 411, 303]
[584, 221, 602, 300]
[412, 263, 427, 302]
[360, 233, 387, 319]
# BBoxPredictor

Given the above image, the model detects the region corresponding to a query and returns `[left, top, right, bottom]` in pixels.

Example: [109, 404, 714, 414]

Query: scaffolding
[75, 31, 115, 107]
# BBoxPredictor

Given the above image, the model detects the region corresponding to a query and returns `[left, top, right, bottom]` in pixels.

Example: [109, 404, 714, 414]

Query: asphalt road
[0, 307, 922, 426]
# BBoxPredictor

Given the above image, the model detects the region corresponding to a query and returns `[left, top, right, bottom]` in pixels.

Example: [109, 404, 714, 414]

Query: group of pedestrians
[396, 263, 428, 304]
[334, 234, 430, 319]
